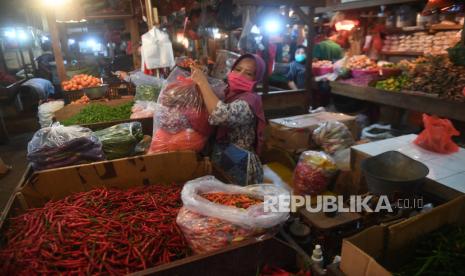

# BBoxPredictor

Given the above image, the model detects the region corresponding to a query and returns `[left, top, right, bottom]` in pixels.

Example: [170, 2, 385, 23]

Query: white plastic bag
[180, 176, 289, 229]
[141, 27, 175, 70]
[38, 100, 64, 128]
[130, 101, 158, 119]
[177, 176, 289, 253]
[361, 124, 394, 141]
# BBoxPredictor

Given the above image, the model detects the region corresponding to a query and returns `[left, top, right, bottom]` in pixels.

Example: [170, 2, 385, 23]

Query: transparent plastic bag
[148, 128, 206, 154]
[293, 151, 338, 195]
[94, 122, 143, 160]
[176, 176, 289, 254]
[27, 123, 104, 170]
[130, 101, 158, 119]
[313, 121, 355, 154]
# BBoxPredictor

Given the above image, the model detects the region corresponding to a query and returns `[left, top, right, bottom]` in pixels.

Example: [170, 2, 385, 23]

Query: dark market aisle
[0, 133, 32, 214]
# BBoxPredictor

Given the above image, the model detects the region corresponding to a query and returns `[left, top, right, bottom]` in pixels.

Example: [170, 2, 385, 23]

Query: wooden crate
[1, 151, 298, 275]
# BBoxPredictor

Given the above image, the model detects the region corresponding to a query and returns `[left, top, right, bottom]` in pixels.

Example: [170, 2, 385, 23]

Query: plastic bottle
[311, 244, 324, 267]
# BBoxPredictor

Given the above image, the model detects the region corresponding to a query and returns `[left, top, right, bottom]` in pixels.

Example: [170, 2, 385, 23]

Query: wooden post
[46, 11, 66, 83]
[145, 0, 154, 29]
[306, 7, 315, 108]
[126, 18, 141, 70]
[262, 34, 270, 95]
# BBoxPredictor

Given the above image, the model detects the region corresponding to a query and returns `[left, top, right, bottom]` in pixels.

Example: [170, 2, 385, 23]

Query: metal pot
[83, 84, 108, 100]
[361, 151, 429, 196]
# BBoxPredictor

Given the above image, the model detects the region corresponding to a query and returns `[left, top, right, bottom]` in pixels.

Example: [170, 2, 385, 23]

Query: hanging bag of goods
[176, 176, 290, 254]
[293, 151, 338, 195]
[148, 69, 211, 154]
[27, 123, 105, 170]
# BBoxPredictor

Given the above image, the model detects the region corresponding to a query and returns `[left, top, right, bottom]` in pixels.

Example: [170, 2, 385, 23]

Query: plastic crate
[62, 89, 84, 104]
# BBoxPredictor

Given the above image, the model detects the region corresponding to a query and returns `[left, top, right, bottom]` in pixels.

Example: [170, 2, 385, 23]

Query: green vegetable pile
[395, 225, 465, 276]
[375, 75, 409, 92]
[62, 102, 133, 126]
[94, 122, 143, 160]
[135, 85, 162, 101]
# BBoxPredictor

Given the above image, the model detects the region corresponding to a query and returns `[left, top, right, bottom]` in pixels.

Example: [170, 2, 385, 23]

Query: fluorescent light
[264, 19, 282, 34]
[18, 30, 28, 41]
[68, 39, 76, 45]
[5, 30, 16, 38]
[86, 39, 97, 48]
[42, 0, 70, 6]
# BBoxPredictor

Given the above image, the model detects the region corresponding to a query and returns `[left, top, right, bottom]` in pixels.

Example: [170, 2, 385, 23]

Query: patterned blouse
[208, 100, 256, 152]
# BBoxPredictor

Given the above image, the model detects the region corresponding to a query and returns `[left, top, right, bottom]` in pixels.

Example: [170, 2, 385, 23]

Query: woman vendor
[191, 54, 266, 185]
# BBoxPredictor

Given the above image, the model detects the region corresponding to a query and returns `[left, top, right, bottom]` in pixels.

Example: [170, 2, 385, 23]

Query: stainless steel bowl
[83, 84, 108, 99]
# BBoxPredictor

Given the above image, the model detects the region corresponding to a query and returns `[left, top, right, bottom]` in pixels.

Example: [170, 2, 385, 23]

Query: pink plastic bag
[414, 114, 460, 154]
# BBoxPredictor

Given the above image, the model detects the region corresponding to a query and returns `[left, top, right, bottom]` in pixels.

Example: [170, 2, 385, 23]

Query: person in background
[313, 30, 348, 61]
[36, 42, 54, 81]
[287, 45, 307, 90]
[191, 54, 266, 185]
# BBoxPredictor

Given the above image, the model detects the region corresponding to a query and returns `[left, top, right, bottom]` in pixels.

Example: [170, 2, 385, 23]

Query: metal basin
[361, 151, 429, 196]
[83, 84, 108, 99]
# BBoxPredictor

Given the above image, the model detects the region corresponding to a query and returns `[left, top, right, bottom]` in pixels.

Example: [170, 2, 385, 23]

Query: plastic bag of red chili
[293, 151, 338, 195]
[176, 176, 290, 254]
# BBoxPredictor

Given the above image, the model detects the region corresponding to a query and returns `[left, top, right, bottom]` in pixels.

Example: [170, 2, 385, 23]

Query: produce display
[177, 58, 199, 69]
[27, 124, 105, 170]
[293, 151, 338, 195]
[61, 101, 133, 126]
[135, 84, 163, 102]
[402, 55, 465, 101]
[313, 121, 355, 154]
[0, 184, 189, 274]
[94, 122, 144, 160]
[382, 31, 460, 55]
[346, 55, 377, 70]
[313, 60, 333, 67]
[396, 226, 465, 276]
[375, 75, 409, 91]
[177, 177, 289, 254]
[62, 74, 102, 91]
[70, 95, 90, 105]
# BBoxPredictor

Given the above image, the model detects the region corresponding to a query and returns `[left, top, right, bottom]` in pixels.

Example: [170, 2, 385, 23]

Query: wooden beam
[305, 7, 315, 107]
[126, 18, 141, 70]
[234, 0, 325, 7]
[330, 82, 465, 122]
[46, 11, 66, 83]
[145, 0, 154, 29]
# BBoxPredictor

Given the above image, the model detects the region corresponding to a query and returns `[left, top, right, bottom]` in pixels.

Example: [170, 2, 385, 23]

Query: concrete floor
[0, 133, 31, 213]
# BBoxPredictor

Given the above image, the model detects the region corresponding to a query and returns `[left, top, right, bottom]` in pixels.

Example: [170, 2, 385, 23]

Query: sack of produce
[149, 128, 205, 154]
[94, 122, 143, 160]
[27, 123, 105, 170]
[312, 121, 355, 154]
[131, 74, 165, 101]
[293, 151, 338, 195]
[414, 114, 460, 154]
[149, 72, 209, 153]
[131, 101, 158, 119]
[176, 176, 289, 254]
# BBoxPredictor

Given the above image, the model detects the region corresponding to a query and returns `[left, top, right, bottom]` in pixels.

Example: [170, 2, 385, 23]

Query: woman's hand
[190, 66, 209, 88]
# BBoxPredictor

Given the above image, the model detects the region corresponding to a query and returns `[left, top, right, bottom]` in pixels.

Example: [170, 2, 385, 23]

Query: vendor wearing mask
[287, 45, 307, 90]
[191, 54, 266, 185]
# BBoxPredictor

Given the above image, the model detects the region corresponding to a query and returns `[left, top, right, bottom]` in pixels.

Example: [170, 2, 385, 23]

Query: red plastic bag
[414, 114, 460, 154]
[148, 128, 206, 154]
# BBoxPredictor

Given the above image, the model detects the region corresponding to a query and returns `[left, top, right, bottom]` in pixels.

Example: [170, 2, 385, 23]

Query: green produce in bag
[94, 122, 143, 160]
[135, 85, 163, 101]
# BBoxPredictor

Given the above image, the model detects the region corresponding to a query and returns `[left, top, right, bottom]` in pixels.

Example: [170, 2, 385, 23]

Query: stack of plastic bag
[27, 123, 105, 170]
[176, 176, 289, 254]
[148, 68, 224, 154]
[38, 100, 65, 128]
[94, 122, 143, 160]
[293, 151, 338, 195]
[312, 121, 355, 171]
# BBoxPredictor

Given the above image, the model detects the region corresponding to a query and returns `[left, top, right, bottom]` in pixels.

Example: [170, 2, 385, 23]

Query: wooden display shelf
[430, 24, 464, 31]
[330, 82, 465, 122]
[381, 50, 423, 56]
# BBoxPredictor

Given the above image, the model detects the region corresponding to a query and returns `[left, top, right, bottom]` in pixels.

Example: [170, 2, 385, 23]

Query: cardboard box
[340, 195, 465, 276]
[268, 112, 357, 154]
[1, 151, 298, 275]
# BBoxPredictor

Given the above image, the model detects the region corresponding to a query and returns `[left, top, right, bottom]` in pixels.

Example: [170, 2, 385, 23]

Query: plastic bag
[130, 101, 158, 119]
[149, 69, 210, 153]
[176, 176, 289, 254]
[149, 128, 205, 154]
[94, 122, 143, 160]
[27, 123, 105, 170]
[38, 100, 64, 128]
[361, 124, 394, 141]
[313, 121, 355, 154]
[293, 151, 338, 195]
[414, 114, 460, 154]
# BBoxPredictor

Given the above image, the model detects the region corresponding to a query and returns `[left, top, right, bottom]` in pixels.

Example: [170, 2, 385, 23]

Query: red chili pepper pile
[202, 193, 262, 209]
[0, 184, 189, 275]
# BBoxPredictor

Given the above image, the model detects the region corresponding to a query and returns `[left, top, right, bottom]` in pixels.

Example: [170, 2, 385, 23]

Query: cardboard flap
[20, 151, 210, 208]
